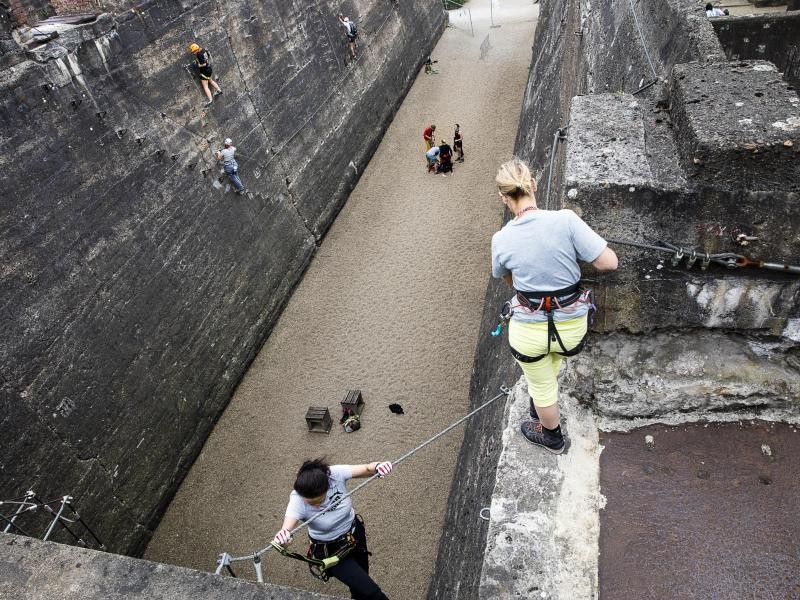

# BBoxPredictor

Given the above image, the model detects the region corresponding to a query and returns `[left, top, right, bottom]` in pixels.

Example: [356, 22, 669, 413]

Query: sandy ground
[144, 2, 537, 598]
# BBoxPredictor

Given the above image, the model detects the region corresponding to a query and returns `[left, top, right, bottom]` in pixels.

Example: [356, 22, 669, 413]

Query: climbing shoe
[204, 99, 213, 107]
[213, 89, 223, 97]
[520, 421, 565, 454]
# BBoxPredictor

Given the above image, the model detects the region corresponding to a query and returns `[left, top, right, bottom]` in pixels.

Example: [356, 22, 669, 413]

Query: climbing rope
[626, 0, 660, 82]
[214, 385, 512, 582]
[544, 125, 569, 210]
[608, 238, 800, 274]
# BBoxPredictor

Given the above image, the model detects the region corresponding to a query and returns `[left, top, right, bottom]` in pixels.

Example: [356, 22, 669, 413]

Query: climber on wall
[491, 158, 618, 454]
[272, 458, 392, 600]
[338, 14, 359, 62]
[215, 138, 246, 195]
[188, 42, 223, 107]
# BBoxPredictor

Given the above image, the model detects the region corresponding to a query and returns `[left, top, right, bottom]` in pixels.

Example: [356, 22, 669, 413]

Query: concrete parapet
[478, 382, 601, 600]
[564, 94, 653, 190]
[711, 12, 800, 88]
[562, 92, 800, 333]
[0, 533, 336, 599]
[669, 60, 800, 192]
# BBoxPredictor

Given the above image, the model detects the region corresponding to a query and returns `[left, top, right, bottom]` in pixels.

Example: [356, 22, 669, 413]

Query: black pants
[311, 518, 388, 600]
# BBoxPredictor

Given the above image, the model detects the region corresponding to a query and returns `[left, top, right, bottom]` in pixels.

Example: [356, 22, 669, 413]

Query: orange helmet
[189, 43, 201, 53]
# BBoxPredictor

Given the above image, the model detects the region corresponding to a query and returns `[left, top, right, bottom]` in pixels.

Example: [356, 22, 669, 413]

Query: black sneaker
[213, 89, 223, 97]
[520, 421, 565, 454]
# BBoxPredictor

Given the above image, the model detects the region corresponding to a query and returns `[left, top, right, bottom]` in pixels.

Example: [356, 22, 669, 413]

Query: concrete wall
[712, 12, 800, 88]
[0, 533, 337, 599]
[0, 0, 445, 556]
[435, 0, 800, 597]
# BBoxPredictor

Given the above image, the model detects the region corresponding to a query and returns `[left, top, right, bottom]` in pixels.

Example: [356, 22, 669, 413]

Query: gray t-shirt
[285, 465, 355, 541]
[219, 146, 237, 169]
[491, 209, 606, 323]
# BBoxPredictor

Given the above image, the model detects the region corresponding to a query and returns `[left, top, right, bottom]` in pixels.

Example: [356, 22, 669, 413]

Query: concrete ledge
[0, 533, 336, 600]
[478, 381, 602, 599]
[712, 12, 800, 87]
[670, 60, 800, 192]
[567, 329, 800, 427]
[565, 94, 653, 189]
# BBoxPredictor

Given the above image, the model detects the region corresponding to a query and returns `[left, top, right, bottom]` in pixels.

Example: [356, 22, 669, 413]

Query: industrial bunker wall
[0, 0, 445, 556]
[429, 1, 799, 598]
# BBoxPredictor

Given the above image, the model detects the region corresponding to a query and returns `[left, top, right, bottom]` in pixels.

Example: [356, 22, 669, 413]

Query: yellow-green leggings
[508, 315, 588, 408]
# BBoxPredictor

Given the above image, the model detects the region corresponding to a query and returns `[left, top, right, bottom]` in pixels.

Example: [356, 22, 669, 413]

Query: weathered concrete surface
[464, 0, 800, 594]
[562, 91, 800, 333]
[581, 0, 725, 96]
[0, 0, 445, 556]
[479, 381, 602, 600]
[599, 422, 800, 599]
[0, 533, 336, 599]
[670, 60, 800, 192]
[567, 329, 800, 425]
[712, 12, 800, 87]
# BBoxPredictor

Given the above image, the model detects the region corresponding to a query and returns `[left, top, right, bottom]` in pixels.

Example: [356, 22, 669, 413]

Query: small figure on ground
[273, 458, 393, 600]
[423, 124, 436, 150]
[426, 145, 441, 173]
[424, 57, 439, 74]
[491, 158, 617, 454]
[338, 14, 359, 62]
[188, 42, 222, 107]
[704, 3, 728, 16]
[438, 139, 453, 174]
[215, 138, 246, 195]
[453, 124, 464, 162]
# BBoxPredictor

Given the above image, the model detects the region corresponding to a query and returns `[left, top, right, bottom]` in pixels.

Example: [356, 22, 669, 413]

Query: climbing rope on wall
[213, 385, 512, 582]
[607, 238, 800, 274]
[626, 0, 661, 84]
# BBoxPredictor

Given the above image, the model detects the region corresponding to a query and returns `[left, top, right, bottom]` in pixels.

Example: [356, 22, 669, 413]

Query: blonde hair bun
[496, 157, 536, 199]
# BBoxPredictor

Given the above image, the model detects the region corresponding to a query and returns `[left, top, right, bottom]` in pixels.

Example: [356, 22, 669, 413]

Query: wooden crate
[340, 390, 365, 416]
[305, 406, 333, 434]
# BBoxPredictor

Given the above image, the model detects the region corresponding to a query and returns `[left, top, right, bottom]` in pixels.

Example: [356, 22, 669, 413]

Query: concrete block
[564, 93, 654, 190]
[712, 12, 800, 88]
[670, 60, 800, 192]
[478, 381, 601, 599]
[0, 533, 337, 600]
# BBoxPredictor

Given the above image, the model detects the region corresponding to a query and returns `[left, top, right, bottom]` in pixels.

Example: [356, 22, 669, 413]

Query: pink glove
[273, 529, 292, 545]
[376, 461, 393, 477]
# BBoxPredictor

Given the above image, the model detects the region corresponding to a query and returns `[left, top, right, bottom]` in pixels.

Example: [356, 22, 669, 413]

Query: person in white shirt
[705, 3, 729, 17]
[338, 14, 359, 61]
[273, 458, 393, 599]
[214, 138, 246, 195]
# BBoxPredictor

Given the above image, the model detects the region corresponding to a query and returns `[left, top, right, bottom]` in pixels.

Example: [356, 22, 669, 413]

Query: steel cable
[218, 386, 511, 566]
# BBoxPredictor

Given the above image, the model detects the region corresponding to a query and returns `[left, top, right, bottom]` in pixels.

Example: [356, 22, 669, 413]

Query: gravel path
[145, 3, 537, 598]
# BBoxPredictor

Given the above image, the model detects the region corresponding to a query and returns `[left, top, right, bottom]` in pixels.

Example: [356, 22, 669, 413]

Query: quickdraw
[270, 527, 360, 582]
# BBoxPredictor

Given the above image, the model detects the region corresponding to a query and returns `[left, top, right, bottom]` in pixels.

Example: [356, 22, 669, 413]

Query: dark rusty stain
[599, 421, 800, 600]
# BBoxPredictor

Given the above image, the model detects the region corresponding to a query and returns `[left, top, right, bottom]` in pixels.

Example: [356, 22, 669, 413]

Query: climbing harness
[508, 284, 595, 363]
[270, 525, 360, 581]
[214, 386, 512, 583]
[608, 239, 800, 275]
[491, 282, 596, 362]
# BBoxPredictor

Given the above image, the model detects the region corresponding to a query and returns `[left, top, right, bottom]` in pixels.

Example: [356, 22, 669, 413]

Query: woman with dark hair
[273, 458, 393, 600]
